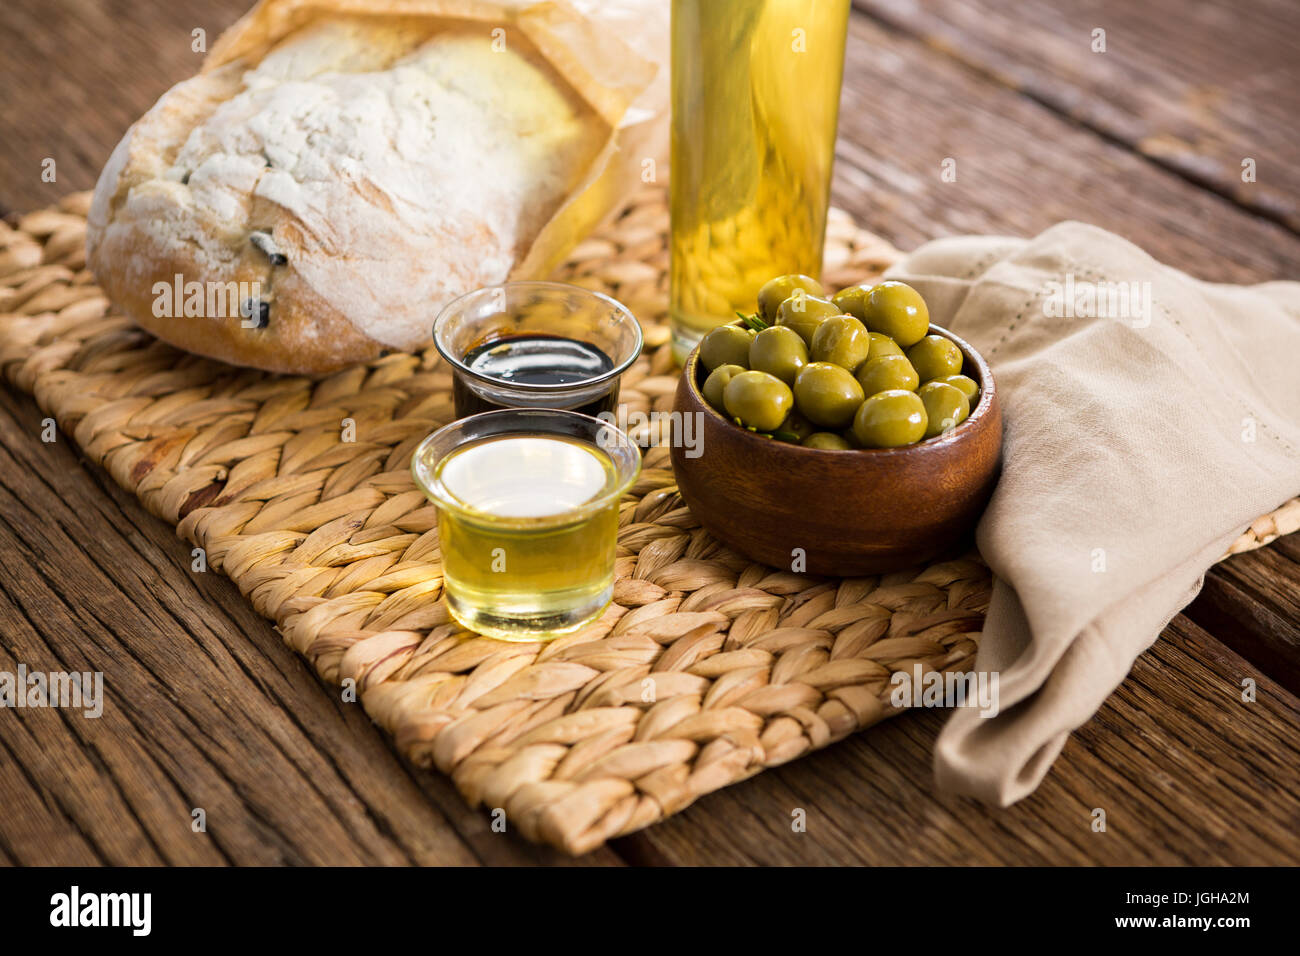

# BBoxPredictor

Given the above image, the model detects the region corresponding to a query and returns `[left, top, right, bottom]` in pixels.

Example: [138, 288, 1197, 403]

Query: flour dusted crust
[87, 10, 610, 373]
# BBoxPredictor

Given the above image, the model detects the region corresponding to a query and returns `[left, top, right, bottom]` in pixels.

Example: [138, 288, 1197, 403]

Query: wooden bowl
[671, 325, 1002, 575]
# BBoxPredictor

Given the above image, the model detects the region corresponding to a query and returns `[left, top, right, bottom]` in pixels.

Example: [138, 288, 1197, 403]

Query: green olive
[867, 332, 904, 359]
[917, 381, 969, 438]
[855, 353, 919, 396]
[749, 325, 808, 385]
[830, 283, 871, 316]
[699, 324, 754, 372]
[777, 409, 816, 442]
[935, 373, 979, 405]
[802, 431, 851, 450]
[723, 370, 794, 432]
[810, 314, 872, 372]
[758, 274, 824, 324]
[776, 295, 841, 348]
[855, 280, 930, 347]
[793, 362, 865, 429]
[852, 389, 928, 448]
[906, 333, 964, 382]
[702, 363, 746, 411]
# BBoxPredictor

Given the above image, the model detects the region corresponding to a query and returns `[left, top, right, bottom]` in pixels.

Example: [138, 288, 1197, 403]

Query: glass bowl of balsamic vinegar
[434, 281, 643, 420]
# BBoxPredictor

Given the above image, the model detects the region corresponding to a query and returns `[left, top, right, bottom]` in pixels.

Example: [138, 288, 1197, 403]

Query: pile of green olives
[696, 275, 980, 450]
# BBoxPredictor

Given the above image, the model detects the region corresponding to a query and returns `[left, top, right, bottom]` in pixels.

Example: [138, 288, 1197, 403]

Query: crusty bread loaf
[87, 13, 608, 373]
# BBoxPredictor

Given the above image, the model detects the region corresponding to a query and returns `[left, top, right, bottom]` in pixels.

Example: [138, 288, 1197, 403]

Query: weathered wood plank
[830, 15, 1300, 282]
[1187, 545, 1300, 697]
[0, 0, 253, 216]
[0, 385, 619, 865]
[854, 0, 1300, 231]
[614, 615, 1300, 865]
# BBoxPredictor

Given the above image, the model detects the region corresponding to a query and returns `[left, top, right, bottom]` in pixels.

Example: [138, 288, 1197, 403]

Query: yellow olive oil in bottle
[670, 0, 850, 361]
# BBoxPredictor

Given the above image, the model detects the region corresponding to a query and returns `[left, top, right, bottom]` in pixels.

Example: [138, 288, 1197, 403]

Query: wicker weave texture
[1, 189, 1292, 854]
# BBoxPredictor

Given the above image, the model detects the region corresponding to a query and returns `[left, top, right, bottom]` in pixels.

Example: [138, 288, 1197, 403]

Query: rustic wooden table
[1, 0, 1297, 866]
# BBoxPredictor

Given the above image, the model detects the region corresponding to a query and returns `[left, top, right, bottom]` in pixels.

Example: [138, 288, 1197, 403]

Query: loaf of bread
[87, 1, 660, 374]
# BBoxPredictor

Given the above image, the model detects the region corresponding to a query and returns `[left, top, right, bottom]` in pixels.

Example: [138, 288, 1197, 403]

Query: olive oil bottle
[670, 0, 850, 361]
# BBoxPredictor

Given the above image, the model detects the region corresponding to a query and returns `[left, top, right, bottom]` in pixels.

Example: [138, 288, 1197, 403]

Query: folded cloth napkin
[885, 222, 1300, 805]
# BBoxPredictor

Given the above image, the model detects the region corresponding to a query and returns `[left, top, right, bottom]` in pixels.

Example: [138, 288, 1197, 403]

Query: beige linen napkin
[885, 222, 1300, 805]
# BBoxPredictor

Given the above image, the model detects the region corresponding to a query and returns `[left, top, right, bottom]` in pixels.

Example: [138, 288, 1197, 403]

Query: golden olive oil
[670, 0, 850, 359]
[433, 434, 620, 640]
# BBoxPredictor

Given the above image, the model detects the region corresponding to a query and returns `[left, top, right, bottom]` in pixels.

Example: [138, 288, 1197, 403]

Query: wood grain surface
[855, 0, 1300, 231]
[1, 0, 1298, 865]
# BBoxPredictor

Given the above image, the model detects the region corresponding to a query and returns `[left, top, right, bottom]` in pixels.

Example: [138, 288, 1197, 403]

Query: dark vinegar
[452, 334, 620, 418]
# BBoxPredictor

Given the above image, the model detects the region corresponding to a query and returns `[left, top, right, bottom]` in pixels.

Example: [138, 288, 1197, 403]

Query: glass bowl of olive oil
[434, 281, 643, 419]
[411, 408, 642, 642]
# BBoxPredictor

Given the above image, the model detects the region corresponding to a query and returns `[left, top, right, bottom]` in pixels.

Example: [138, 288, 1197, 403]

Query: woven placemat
[2, 189, 1296, 854]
